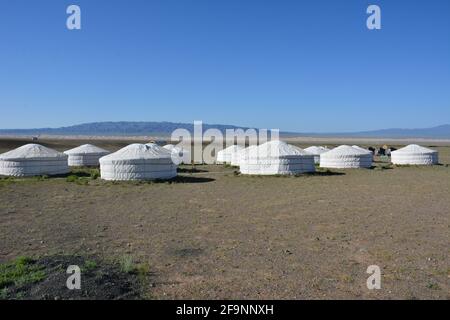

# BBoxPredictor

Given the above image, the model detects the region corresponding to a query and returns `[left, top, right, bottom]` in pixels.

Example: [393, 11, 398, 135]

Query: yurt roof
[221, 145, 245, 153]
[392, 144, 437, 154]
[64, 144, 109, 155]
[322, 145, 371, 156]
[240, 145, 259, 154]
[0, 144, 66, 161]
[304, 146, 330, 154]
[163, 144, 189, 152]
[101, 143, 171, 161]
[163, 144, 175, 150]
[351, 145, 372, 154]
[249, 141, 312, 157]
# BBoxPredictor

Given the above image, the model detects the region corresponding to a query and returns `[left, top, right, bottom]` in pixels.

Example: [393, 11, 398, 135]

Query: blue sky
[0, 0, 449, 132]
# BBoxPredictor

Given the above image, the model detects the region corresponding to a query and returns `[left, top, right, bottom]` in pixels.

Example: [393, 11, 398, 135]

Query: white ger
[304, 146, 330, 164]
[216, 145, 244, 164]
[99, 143, 177, 181]
[0, 144, 70, 177]
[231, 145, 259, 167]
[391, 144, 438, 165]
[240, 140, 315, 175]
[64, 144, 110, 167]
[320, 145, 373, 169]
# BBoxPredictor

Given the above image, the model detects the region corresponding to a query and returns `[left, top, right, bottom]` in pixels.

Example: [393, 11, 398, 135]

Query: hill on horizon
[0, 122, 450, 139]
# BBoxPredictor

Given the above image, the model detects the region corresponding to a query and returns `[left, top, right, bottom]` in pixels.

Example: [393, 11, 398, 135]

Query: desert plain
[0, 137, 449, 299]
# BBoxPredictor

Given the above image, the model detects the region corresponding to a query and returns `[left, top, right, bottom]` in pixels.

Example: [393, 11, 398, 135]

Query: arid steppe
[0, 138, 449, 299]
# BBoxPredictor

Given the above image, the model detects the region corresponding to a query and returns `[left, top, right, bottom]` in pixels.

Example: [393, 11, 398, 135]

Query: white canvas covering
[320, 145, 373, 169]
[216, 145, 244, 164]
[163, 144, 191, 164]
[391, 144, 438, 165]
[352, 145, 372, 154]
[240, 140, 315, 175]
[231, 145, 259, 167]
[0, 144, 70, 177]
[304, 146, 330, 164]
[99, 143, 177, 181]
[64, 144, 110, 167]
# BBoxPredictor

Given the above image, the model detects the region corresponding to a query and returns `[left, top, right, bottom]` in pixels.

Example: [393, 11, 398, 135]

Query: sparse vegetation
[66, 175, 78, 183]
[427, 282, 440, 290]
[0, 257, 46, 299]
[90, 169, 100, 180]
[0, 255, 147, 300]
[65, 168, 101, 184]
[82, 260, 98, 272]
[119, 256, 136, 274]
[0, 176, 15, 187]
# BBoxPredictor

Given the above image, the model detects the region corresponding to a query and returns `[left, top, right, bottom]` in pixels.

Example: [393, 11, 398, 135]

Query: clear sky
[1, 0, 449, 132]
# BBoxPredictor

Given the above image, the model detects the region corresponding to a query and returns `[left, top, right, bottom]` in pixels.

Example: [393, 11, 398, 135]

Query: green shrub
[83, 260, 97, 272]
[90, 170, 100, 180]
[0, 257, 46, 290]
[119, 256, 135, 274]
[66, 175, 78, 183]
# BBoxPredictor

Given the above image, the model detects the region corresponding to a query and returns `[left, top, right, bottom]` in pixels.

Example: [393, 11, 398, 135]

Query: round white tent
[391, 144, 438, 165]
[0, 144, 70, 177]
[304, 146, 330, 164]
[99, 143, 177, 181]
[216, 145, 244, 164]
[320, 145, 373, 169]
[163, 144, 191, 165]
[64, 144, 110, 167]
[240, 140, 315, 175]
[231, 145, 258, 167]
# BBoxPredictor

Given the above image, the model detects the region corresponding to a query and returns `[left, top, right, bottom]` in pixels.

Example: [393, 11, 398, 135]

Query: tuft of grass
[426, 282, 440, 290]
[0, 287, 8, 299]
[66, 174, 90, 185]
[82, 260, 97, 272]
[135, 263, 150, 278]
[66, 175, 78, 183]
[76, 178, 89, 186]
[339, 274, 355, 284]
[66, 168, 100, 184]
[0, 177, 15, 187]
[90, 170, 100, 180]
[119, 256, 135, 274]
[0, 256, 46, 291]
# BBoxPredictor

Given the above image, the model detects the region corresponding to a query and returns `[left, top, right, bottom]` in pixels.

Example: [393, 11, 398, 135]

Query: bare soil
[0, 138, 449, 299]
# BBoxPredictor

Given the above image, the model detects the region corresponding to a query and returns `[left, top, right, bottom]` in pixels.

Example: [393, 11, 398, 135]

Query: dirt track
[0, 138, 449, 299]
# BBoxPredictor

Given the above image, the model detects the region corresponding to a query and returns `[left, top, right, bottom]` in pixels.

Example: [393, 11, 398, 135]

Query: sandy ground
[0, 137, 449, 299]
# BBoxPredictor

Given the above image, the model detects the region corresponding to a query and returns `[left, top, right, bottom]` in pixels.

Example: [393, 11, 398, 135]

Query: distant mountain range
[297, 124, 450, 139]
[329, 125, 450, 139]
[0, 122, 450, 139]
[0, 122, 255, 137]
